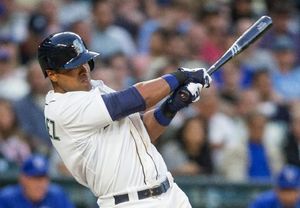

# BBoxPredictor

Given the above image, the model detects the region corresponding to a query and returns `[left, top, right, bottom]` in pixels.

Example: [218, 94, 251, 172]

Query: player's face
[20, 175, 49, 202]
[48, 63, 92, 93]
[277, 188, 299, 207]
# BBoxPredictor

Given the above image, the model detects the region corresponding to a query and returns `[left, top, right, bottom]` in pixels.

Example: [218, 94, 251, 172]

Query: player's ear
[46, 70, 58, 82]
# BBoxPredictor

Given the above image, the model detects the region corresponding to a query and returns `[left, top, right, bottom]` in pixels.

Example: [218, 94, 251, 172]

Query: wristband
[154, 100, 177, 126]
[170, 71, 188, 85]
[162, 71, 187, 91]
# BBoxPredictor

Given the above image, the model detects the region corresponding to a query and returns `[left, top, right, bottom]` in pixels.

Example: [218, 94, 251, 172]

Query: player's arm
[142, 83, 204, 142]
[134, 67, 210, 109]
[101, 68, 211, 121]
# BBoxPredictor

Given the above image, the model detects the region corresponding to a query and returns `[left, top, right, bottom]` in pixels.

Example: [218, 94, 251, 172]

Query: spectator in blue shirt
[270, 35, 300, 101]
[250, 165, 300, 208]
[0, 154, 74, 208]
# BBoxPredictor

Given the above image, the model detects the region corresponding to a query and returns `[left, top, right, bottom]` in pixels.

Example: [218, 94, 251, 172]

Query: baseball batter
[38, 32, 211, 207]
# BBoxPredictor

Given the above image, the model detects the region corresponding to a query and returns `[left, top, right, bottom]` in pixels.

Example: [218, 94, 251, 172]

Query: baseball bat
[179, 15, 273, 101]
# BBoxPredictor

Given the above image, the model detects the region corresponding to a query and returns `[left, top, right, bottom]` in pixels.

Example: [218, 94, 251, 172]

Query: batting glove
[182, 82, 203, 103]
[178, 67, 212, 88]
[154, 82, 203, 126]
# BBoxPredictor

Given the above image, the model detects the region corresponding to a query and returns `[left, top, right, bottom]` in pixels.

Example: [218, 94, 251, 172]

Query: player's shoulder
[46, 89, 89, 100]
[250, 190, 278, 207]
[47, 183, 68, 196]
[0, 185, 21, 199]
[45, 88, 95, 110]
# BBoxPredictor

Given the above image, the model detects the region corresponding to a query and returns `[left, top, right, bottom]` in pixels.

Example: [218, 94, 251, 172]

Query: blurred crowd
[0, 0, 300, 185]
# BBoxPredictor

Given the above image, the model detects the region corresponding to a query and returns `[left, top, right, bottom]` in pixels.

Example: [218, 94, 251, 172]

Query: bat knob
[178, 89, 191, 102]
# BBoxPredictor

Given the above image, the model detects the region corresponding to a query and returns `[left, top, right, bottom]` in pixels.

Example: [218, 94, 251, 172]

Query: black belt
[113, 178, 170, 205]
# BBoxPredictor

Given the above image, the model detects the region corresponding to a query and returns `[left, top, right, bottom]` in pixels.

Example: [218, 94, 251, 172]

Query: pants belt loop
[97, 196, 115, 207]
[128, 191, 138, 202]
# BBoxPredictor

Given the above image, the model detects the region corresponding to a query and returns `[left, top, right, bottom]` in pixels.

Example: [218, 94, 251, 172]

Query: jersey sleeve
[57, 88, 113, 131]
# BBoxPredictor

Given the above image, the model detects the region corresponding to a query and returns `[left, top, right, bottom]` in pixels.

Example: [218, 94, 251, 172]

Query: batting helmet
[38, 32, 99, 77]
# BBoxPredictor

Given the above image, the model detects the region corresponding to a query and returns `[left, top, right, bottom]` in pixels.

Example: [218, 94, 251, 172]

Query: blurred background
[0, 0, 300, 207]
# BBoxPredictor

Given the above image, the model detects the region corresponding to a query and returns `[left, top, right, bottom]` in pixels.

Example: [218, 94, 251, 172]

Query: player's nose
[79, 63, 90, 73]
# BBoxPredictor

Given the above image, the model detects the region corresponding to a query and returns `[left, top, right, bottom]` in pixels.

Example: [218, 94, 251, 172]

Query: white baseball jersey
[44, 80, 168, 198]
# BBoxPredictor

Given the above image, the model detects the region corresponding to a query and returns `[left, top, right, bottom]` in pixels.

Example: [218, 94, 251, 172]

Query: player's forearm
[101, 77, 173, 122]
[134, 70, 195, 109]
[142, 109, 167, 142]
[101, 71, 198, 121]
[134, 78, 171, 109]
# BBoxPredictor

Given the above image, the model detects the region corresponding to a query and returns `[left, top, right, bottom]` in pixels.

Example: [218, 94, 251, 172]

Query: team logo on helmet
[73, 39, 84, 55]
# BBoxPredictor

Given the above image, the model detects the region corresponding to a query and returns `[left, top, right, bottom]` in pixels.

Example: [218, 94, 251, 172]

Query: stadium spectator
[0, 36, 29, 101]
[230, 0, 260, 23]
[36, 0, 62, 35]
[249, 165, 300, 208]
[67, 19, 92, 48]
[259, 2, 300, 64]
[114, 0, 145, 39]
[270, 36, 300, 101]
[0, 0, 27, 43]
[58, 0, 90, 29]
[0, 99, 31, 168]
[197, 3, 229, 65]
[251, 69, 290, 123]
[222, 111, 283, 182]
[219, 60, 243, 100]
[185, 21, 208, 65]
[19, 12, 49, 65]
[91, 52, 135, 91]
[0, 154, 74, 208]
[133, 28, 171, 80]
[232, 18, 275, 72]
[194, 86, 246, 174]
[90, 0, 136, 58]
[13, 60, 52, 153]
[106, 52, 136, 89]
[284, 110, 300, 168]
[91, 65, 122, 90]
[160, 116, 213, 176]
[137, 0, 192, 54]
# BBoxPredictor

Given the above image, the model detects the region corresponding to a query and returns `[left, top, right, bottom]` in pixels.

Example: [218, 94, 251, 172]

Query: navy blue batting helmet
[38, 32, 99, 77]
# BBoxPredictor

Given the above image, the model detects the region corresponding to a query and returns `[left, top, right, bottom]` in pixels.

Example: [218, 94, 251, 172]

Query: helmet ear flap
[88, 59, 94, 71]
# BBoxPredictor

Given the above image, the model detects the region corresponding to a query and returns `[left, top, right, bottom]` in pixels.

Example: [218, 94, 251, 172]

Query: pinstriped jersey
[44, 80, 168, 197]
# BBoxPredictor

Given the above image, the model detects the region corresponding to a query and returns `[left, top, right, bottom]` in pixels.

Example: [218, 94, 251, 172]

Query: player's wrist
[162, 71, 187, 91]
[154, 99, 177, 126]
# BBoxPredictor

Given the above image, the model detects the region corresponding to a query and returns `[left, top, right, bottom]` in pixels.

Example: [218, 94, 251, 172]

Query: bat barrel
[178, 15, 273, 102]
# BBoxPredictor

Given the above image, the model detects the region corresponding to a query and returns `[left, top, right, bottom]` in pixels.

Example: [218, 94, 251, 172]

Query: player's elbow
[102, 87, 146, 120]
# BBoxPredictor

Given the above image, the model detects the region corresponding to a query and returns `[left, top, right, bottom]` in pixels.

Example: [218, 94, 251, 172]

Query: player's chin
[79, 78, 92, 91]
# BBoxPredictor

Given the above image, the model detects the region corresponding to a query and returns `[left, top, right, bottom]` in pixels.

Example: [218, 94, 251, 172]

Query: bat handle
[177, 65, 214, 102]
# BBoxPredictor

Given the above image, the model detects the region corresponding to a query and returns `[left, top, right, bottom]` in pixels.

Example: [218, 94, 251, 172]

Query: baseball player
[249, 165, 300, 208]
[37, 31, 211, 207]
[0, 154, 74, 208]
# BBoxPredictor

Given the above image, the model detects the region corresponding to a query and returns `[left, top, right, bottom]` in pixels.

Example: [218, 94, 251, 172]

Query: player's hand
[182, 82, 203, 103]
[178, 67, 212, 88]
[167, 82, 203, 113]
[154, 82, 203, 126]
